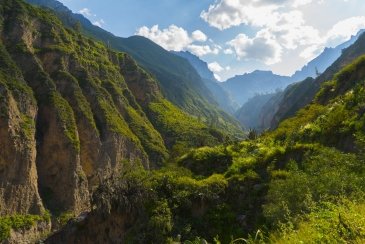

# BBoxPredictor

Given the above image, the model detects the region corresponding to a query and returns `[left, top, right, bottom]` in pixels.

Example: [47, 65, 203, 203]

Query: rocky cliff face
[0, 66, 43, 215]
[0, 0, 225, 224]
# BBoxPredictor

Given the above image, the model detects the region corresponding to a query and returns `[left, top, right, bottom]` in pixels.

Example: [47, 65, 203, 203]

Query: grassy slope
[84, 53, 365, 243]
[24, 0, 243, 138]
[2, 0, 231, 165]
[268, 31, 365, 129]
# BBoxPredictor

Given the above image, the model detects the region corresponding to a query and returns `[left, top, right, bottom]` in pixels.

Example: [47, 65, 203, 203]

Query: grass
[51, 92, 80, 151]
[0, 213, 50, 241]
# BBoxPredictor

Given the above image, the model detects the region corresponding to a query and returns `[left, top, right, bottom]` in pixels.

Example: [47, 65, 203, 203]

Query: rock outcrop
[0, 0, 225, 221]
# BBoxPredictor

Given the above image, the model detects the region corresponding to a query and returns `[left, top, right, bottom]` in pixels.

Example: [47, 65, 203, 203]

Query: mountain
[234, 93, 277, 131]
[221, 70, 291, 106]
[265, 31, 365, 129]
[173, 51, 238, 113]
[0, 1, 234, 241]
[47, 49, 365, 243]
[234, 31, 365, 130]
[4, 1, 365, 243]
[24, 0, 243, 136]
[291, 29, 365, 82]
[172, 51, 217, 81]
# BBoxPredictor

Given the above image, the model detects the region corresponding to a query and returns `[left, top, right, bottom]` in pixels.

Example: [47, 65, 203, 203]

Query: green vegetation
[87, 54, 365, 243]
[26, 0, 243, 137]
[3, 1, 365, 243]
[268, 200, 365, 243]
[178, 146, 232, 176]
[0, 213, 50, 241]
[19, 113, 35, 140]
[148, 98, 228, 158]
[126, 106, 169, 165]
[98, 96, 139, 144]
[50, 92, 80, 151]
[56, 212, 75, 226]
[0, 0, 236, 170]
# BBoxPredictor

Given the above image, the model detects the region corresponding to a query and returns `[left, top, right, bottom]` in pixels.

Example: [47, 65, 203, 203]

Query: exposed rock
[45, 210, 135, 244]
[4, 220, 51, 244]
[0, 83, 43, 215]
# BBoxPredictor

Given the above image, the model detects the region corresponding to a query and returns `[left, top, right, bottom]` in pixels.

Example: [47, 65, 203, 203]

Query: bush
[178, 146, 232, 176]
[0, 214, 49, 241]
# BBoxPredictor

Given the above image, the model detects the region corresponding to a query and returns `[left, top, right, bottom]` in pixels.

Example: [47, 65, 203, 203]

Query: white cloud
[208, 61, 226, 81]
[292, 0, 313, 7]
[79, 8, 104, 27]
[325, 16, 365, 47]
[201, 0, 324, 65]
[192, 30, 208, 42]
[93, 19, 105, 27]
[224, 48, 234, 54]
[300, 45, 323, 60]
[187, 45, 219, 56]
[201, 0, 278, 30]
[214, 73, 222, 81]
[228, 31, 283, 65]
[208, 62, 224, 73]
[266, 11, 322, 50]
[136, 25, 219, 56]
[199, 0, 317, 30]
[136, 25, 191, 51]
[79, 8, 92, 17]
[202, 0, 365, 67]
[299, 16, 365, 60]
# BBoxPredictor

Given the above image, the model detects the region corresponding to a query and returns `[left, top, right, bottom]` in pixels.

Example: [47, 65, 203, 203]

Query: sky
[58, 0, 365, 81]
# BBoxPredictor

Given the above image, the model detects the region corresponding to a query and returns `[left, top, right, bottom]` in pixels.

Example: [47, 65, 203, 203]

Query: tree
[72, 21, 82, 32]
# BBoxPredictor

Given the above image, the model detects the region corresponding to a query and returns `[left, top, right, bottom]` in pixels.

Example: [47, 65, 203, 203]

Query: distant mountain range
[221, 70, 291, 106]
[221, 30, 364, 107]
[291, 30, 365, 82]
[235, 30, 365, 131]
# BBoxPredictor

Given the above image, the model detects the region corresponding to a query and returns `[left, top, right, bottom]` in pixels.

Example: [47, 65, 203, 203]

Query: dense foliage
[87, 53, 365, 243]
[0, 213, 50, 241]
[25, 0, 243, 137]
[2, 1, 365, 243]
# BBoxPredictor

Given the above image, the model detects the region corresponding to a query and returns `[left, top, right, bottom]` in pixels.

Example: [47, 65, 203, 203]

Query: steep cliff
[0, 0, 227, 231]
[47, 51, 365, 243]
[24, 0, 243, 137]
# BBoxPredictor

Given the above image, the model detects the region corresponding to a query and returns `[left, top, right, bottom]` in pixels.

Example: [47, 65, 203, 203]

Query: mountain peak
[252, 70, 274, 75]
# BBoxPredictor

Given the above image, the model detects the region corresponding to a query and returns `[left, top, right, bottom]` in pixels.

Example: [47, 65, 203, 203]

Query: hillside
[172, 51, 216, 81]
[2, 0, 365, 243]
[233, 32, 363, 130]
[173, 51, 238, 114]
[235, 93, 277, 131]
[24, 0, 243, 137]
[45, 48, 365, 243]
[0, 1, 233, 241]
[267, 31, 365, 129]
[235, 31, 365, 131]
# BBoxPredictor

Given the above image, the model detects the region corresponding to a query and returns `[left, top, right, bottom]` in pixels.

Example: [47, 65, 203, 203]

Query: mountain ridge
[0, 0, 228, 229]
[25, 0, 243, 136]
[173, 50, 238, 113]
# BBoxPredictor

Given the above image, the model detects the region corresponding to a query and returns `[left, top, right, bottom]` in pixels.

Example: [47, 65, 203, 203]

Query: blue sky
[59, 0, 365, 81]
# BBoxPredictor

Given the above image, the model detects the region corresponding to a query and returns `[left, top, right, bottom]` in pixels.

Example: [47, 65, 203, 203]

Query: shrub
[178, 146, 232, 176]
